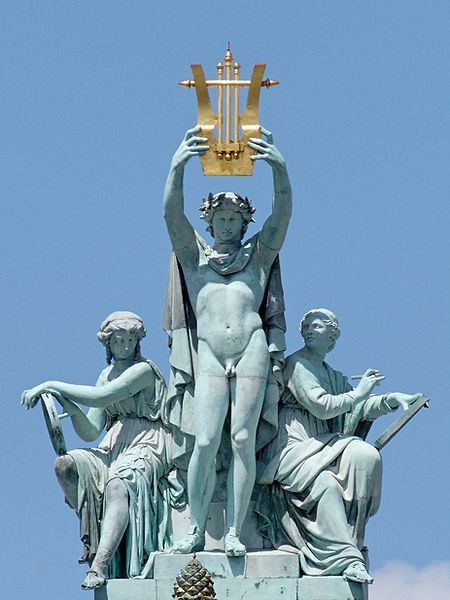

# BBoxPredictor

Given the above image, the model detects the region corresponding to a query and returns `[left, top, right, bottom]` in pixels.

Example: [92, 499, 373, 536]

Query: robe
[67, 359, 184, 579]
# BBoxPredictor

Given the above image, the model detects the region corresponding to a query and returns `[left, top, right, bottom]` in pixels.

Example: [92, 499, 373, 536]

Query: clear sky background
[1, 2, 449, 599]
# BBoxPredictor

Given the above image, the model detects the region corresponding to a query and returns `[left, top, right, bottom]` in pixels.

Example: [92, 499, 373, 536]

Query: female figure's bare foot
[81, 569, 107, 589]
[342, 561, 374, 584]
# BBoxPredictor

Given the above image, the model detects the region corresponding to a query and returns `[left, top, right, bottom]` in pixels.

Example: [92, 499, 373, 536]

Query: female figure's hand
[386, 392, 422, 411]
[21, 382, 55, 409]
[354, 369, 385, 402]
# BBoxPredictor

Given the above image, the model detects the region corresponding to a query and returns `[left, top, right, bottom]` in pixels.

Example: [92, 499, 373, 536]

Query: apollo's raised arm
[163, 127, 209, 250]
[248, 127, 292, 250]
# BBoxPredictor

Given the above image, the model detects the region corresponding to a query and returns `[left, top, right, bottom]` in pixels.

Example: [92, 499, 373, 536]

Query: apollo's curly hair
[300, 308, 341, 353]
[199, 192, 255, 238]
[97, 311, 146, 365]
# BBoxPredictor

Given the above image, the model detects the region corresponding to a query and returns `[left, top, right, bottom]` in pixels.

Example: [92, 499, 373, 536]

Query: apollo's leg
[54, 455, 79, 509]
[199, 457, 218, 524]
[172, 343, 230, 553]
[187, 371, 229, 531]
[81, 478, 129, 589]
[225, 330, 269, 555]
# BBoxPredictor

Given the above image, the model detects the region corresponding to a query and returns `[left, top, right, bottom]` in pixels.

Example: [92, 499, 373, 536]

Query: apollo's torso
[177, 237, 276, 361]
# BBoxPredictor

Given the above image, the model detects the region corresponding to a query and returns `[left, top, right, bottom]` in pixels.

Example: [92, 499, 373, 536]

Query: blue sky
[1, 2, 449, 598]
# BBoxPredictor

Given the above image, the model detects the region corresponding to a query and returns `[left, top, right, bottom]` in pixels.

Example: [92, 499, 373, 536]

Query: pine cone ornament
[172, 555, 216, 599]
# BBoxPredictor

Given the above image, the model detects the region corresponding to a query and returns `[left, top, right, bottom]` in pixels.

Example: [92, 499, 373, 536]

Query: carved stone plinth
[94, 551, 368, 600]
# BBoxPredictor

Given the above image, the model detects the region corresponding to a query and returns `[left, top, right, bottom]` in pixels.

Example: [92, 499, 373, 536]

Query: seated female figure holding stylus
[257, 308, 421, 584]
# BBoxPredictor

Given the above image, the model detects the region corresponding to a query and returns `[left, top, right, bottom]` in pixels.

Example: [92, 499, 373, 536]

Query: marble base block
[95, 551, 368, 600]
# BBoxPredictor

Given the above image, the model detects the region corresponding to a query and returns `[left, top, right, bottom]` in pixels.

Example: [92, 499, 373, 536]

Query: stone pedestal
[94, 551, 368, 600]
[172, 500, 268, 551]
[297, 576, 368, 600]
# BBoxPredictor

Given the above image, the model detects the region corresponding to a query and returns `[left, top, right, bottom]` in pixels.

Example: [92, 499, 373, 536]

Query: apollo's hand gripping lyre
[179, 46, 278, 176]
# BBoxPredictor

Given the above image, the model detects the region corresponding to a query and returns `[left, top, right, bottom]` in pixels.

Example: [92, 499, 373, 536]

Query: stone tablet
[373, 394, 429, 450]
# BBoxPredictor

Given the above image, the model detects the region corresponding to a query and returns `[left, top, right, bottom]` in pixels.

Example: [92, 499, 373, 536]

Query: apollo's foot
[224, 527, 246, 557]
[171, 527, 205, 554]
[342, 561, 374, 584]
[81, 569, 107, 589]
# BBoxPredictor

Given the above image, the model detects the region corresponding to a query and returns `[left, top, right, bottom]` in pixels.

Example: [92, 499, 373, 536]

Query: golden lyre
[179, 45, 279, 176]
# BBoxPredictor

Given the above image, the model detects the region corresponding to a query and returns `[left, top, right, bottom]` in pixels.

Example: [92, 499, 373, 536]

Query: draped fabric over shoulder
[68, 359, 184, 579]
[256, 349, 393, 576]
[162, 232, 286, 468]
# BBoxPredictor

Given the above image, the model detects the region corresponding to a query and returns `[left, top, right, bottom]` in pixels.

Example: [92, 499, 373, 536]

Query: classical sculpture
[257, 308, 422, 583]
[162, 126, 292, 555]
[21, 311, 182, 589]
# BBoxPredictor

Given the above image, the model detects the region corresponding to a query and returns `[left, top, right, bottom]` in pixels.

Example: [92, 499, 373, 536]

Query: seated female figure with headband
[21, 311, 181, 589]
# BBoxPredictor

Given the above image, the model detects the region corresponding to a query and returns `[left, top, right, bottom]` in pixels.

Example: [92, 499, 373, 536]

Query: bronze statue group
[21, 129, 421, 590]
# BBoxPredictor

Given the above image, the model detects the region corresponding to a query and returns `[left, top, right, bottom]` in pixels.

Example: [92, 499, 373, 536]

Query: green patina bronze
[163, 126, 292, 556]
[20, 123, 427, 596]
[21, 311, 183, 589]
[256, 308, 422, 585]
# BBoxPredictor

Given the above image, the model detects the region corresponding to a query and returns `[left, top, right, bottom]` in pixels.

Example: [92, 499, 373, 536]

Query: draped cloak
[256, 349, 395, 576]
[162, 232, 286, 468]
[68, 358, 184, 579]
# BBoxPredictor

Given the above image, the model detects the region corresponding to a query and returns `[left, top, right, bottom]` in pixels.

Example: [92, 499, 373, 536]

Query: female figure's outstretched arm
[21, 361, 154, 411]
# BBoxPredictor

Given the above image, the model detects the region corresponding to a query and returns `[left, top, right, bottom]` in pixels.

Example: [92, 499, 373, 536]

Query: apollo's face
[109, 330, 138, 360]
[302, 316, 330, 354]
[211, 208, 244, 243]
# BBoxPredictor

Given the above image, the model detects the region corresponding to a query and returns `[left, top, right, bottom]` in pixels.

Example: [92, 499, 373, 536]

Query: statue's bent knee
[54, 454, 77, 483]
[105, 477, 128, 500]
[346, 440, 381, 473]
[314, 471, 341, 497]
